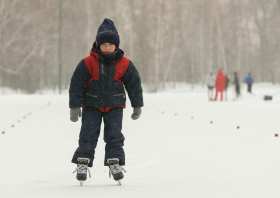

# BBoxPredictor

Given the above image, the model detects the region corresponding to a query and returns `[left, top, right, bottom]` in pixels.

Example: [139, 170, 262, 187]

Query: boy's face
[100, 43, 116, 54]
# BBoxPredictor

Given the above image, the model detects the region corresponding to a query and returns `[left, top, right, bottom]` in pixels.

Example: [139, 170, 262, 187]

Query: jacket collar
[90, 41, 124, 63]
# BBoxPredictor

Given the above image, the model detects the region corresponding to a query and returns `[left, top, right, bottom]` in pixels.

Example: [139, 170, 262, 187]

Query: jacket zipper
[104, 63, 109, 113]
[113, 93, 125, 98]
[86, 93, 97, 97]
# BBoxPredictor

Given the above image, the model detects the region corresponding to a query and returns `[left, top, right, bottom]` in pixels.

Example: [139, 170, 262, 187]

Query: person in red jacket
[214, 69, 226, 101]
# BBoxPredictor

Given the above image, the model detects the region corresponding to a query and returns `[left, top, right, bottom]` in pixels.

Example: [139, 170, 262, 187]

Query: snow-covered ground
[0, 83, 280, 198]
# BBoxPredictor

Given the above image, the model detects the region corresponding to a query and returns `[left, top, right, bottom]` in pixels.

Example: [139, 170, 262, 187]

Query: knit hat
[96, 18, 120, 49]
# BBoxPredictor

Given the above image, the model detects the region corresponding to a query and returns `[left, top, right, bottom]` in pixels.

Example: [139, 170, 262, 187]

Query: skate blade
[117, 180, 121, 185]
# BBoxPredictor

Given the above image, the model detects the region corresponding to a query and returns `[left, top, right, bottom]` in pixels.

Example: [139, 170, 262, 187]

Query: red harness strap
[84, 55, 99, 87]
[83, 52, 130, 112]
[114, 57, 130, 85]
[84, 53, 130, 87]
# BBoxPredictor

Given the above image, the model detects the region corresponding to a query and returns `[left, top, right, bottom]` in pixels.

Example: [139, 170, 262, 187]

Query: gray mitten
[70, 108, 81, 122]
[131, 107, 142, 120]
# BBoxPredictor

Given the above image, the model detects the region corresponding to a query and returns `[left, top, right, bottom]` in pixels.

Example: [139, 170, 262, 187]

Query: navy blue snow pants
[71, 107, 125, 167]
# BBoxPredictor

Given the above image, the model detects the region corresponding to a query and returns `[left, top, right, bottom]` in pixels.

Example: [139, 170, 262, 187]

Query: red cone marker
[275, 134, 278, 137]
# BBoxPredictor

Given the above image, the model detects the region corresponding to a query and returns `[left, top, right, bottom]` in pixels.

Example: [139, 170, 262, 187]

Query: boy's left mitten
[131, 107, 142, 120]
[70, 108, 81, 122]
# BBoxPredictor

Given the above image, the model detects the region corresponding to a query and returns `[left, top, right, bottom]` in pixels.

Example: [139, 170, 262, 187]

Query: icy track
[0, 83, 280, 198]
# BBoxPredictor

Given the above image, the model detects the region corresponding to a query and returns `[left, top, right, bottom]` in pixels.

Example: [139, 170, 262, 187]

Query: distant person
[244, 73, 253, 93]
[205, 72, 215, 100]
[214, 69, 226, 101]
[233, 71, 241, 99]
[225, 74, 230, 101]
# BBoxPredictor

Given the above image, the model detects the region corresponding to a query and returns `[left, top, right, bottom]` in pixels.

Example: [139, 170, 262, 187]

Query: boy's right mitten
[70, 108, 81, 122]
[131, 107, 142, 120]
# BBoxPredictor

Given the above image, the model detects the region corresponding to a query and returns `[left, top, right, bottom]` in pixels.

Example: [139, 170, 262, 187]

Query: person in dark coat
[244, 73, 253, 93]
[233, 71, 241, 99]
[225, 74, 230, 101]
[214, 69, 226, 101]
[69, 18, 143, 183]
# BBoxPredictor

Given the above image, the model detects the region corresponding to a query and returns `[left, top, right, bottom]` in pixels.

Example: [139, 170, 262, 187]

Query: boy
[69, 18, 143, 185]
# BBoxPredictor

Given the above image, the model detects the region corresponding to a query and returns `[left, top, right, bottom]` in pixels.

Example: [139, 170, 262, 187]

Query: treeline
[1, 0, 280, 93]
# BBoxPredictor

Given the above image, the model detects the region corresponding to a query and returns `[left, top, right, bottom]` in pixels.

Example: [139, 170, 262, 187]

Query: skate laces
[109, 163, 126, 178]
[73, 164, 91, 178]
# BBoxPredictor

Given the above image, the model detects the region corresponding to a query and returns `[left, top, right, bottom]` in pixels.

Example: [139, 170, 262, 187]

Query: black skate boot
[107, 158, 126, 185]
[72, 157, 91, 186]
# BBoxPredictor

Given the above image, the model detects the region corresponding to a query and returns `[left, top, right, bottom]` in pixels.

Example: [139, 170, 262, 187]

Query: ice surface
[0, 83, 280, 198]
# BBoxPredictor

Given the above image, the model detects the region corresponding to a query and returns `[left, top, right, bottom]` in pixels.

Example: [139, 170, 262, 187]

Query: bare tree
[2, 0, 280, 93]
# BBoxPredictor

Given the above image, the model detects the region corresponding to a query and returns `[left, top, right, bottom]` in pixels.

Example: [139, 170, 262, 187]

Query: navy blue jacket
[244, 76, 253, 84]
[69, 47, 143, 111]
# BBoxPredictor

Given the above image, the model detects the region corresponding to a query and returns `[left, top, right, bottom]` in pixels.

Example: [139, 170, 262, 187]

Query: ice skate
[107, 158, 126, 185]
[72, 157, 91, 186]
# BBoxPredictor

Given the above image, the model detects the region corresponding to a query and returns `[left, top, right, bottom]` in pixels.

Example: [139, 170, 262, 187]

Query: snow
[0, 83, 280, 198]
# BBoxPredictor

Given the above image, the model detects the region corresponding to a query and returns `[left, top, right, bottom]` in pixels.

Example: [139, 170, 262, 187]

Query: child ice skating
[69, 18, 144, 185]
